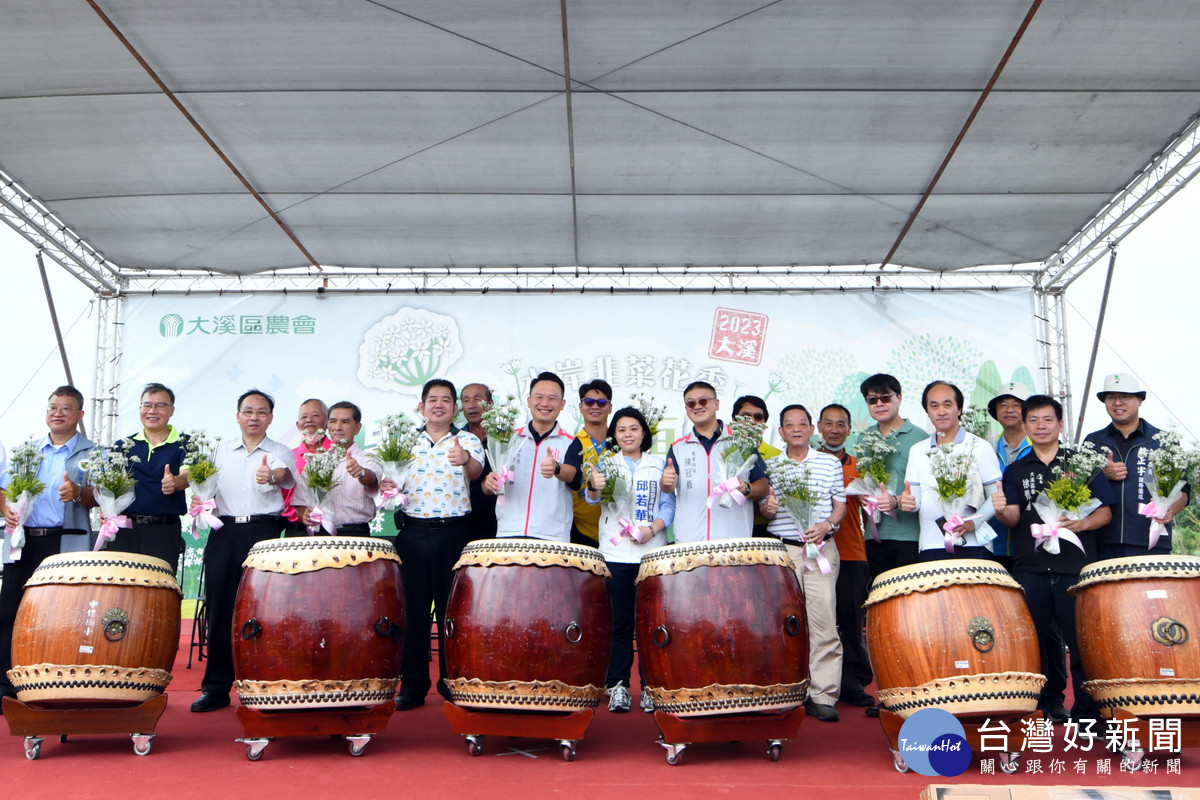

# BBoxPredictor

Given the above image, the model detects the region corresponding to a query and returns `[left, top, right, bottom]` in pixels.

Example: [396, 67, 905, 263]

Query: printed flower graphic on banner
[358, 307, 463, 394]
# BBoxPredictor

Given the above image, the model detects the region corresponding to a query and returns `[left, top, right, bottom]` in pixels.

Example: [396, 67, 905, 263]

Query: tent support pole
[37, 249, 85, 436]
[1074, 244, 1117, 443]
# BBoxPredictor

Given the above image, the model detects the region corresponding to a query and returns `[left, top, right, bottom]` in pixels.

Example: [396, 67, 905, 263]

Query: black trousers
[1013, 570, 1100, 720]
[919, 545, 994, 562]
[200, 518, 281, 695]
[835, 559, 873, 695]
[605, 561, 642, 689]
[865, 538, 919, 584]
[394, 515, 471, 698]
[0, 534, 67, 696]
[106, 520, 184, 574]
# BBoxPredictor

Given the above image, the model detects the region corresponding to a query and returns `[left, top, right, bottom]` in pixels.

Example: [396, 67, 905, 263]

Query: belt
[25, 527, 65, 537]
[401, 515, 468, 529]
[131, 515, 179, 525]
[217, 514, 281, 525]
[336, 523, 371, 535]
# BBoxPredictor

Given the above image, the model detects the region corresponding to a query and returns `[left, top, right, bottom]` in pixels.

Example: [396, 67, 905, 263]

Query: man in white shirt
[190, 389, 294, 712]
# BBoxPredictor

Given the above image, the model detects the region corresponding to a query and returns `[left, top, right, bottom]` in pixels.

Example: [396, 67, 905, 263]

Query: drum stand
[651, 706, 806, 765]
[2, 694, 168, 759]
[442, 701, 594, 761]
[234, 702, 395, 760]
[879, 708, 1042, 774]
[1101, 708, 1200, 772]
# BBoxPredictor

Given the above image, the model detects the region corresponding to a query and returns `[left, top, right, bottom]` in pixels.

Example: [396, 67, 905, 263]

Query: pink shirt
[282, 436, 333, 522]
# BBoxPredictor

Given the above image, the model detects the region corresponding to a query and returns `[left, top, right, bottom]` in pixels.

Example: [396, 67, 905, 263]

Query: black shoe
[395, 693, 426, 711]
[1040, 704, 1069, 724]
[190, 692, 230, 713]
[865, 703, 882, 718]
[842, 690, 876, 707]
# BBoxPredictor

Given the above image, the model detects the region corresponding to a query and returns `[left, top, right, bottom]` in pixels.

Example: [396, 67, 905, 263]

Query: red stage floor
[2, 637, 1195, 799]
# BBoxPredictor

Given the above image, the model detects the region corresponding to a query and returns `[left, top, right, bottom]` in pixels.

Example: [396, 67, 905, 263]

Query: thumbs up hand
[991, 483, 1008, 513]
[162, 464, 177, 495]
[256, 454, 273, 485]
[660, 457, 678, 493]
[898, 481, 917, 513]
[1103, 449, 1127, 481]
[540, 448, 559, 479]
[447, 435, 469, 467]
[876, 483, 897, 513]
[345, 447, 363, 479]
[58, 470, 79, 502]
[589, 464, 607, 493]
[761, 486, 779, 518]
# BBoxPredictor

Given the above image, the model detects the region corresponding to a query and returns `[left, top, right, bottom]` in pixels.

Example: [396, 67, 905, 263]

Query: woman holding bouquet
[584, 407, 675, 714]
[900, 381, 1003, 561]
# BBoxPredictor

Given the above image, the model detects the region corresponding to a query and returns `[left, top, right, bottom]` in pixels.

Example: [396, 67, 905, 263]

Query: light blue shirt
[27, 434, 78, 528]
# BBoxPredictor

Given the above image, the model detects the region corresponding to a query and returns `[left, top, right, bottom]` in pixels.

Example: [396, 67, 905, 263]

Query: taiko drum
[864, 558, 1044, 719]
[443, 540, 612, 711]
[9, 551, 182, 706]
[1071, 555, 1200, 718]
[232, 537, 404, 710]
[634, 538, 808, 716]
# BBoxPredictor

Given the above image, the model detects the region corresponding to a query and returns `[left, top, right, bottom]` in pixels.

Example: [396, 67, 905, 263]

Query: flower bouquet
[845, 429, 897, 541]
[374, 414, 421, 510]
[928, 444, 986, 551]
[629, 393, 668, 438]
[586, 445, 640, 546]
[301, 440, 345, 535]
[1032, 443, 1109, 554]
[4, 439, 45, 560]
[1141, 430, 1199, 549]
[481, 395, 522, 496]
[184, 430, 221, 540]
[86, 440, 140, 551]
[766, 456, 831, 574]
[712, 416, 766, 508]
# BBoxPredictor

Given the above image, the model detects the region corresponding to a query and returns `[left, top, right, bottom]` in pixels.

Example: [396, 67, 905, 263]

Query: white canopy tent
[2, 0, 1200, 441]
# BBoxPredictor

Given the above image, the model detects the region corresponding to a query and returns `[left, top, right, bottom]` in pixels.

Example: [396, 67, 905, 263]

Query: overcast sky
[0, 177, 1196, 446]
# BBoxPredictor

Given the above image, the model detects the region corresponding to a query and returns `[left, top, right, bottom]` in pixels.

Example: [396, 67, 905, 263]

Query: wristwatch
[553, 462, 562, 477]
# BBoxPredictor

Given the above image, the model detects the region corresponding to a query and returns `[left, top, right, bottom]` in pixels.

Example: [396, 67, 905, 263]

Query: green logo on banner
[159, 313, 184, 338]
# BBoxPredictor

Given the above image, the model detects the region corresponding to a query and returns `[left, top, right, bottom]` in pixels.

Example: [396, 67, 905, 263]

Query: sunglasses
[684, 396, 716, 410]
[737, 412, 767, 423]
[865, 394, 896, 406]
[581, 398, 610, 408]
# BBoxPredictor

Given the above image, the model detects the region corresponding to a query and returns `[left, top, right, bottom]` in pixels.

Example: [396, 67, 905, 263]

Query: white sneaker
[640, 691, 654, 713]
[607, 685, 631, 713]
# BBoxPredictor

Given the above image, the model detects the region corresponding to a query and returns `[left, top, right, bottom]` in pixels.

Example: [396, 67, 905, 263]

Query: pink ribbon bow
[188, 498, 224, 540]
[94, 515, 132, 550]
[610, 517, 641, 546]
[1031, 522, 1085, 554]
[802, 541, 832, 574]
[942, 513, 982, 552]
[307, 504, 337, 536]
[378, 485, 408, 510]
[707, 477, 748, 508]
[1138, 501, 1167, 550]
[861, 495, 897, 543]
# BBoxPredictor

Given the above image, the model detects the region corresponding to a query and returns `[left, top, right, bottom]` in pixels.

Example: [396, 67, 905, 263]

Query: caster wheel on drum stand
[890, 750, 909, 773]
[59, 735, 68, 744]
[999, 752, 1021, 774]
[238, 738, 271, 761]
[766, 741, 783, 762]
[465, 735, 484, 757]
[559, 741, 577, 762]
[1121, 750, 1145, 772]
[131, 734, 155, 756]
[347, 735, 371, 757]
[661, 742, 687, 766]
[24, 737, 43, 761]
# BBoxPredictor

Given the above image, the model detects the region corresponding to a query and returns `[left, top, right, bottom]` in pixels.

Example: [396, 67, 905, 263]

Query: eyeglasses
[684, 396, 716, 410]
[737, 411, 767, 423]
[865, 394, 896, 406]
[46, 405, 78, 414]
[139, 402, 173, 411]
[581, 398, 610, 408]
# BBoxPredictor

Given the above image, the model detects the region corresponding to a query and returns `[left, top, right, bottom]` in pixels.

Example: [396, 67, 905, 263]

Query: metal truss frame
[1033, 286, 1074, 438]
[91, 292, 125, 446]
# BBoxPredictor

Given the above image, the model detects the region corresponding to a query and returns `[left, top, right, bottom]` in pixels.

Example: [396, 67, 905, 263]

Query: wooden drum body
[232, 537, 404, 711]
[864, 559, 1043, 720]
[443, 540, 612, 712]
[1072, 555, 1200, 718]
[9, 552, 182, 705]
[635, 538, 808, 717]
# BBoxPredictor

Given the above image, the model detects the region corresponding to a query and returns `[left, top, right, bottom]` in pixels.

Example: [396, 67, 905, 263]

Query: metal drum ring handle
[444, 617, 456, 639]
[784, 615, 802, 637]
[565, 621, 583, 644]
[653, 625, 671, 647]
[241, 618, 262, 639]
[375, 616, 401, 639]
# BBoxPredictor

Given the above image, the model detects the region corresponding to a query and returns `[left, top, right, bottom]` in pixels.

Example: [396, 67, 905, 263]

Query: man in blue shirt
[1084, 374, 1190, 558]
[0, 385, 96, 702]
[986, 382, 1033, 571]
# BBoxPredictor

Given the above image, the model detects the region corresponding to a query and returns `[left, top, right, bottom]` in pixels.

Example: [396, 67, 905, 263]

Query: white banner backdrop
[118, 290, 1039, 450]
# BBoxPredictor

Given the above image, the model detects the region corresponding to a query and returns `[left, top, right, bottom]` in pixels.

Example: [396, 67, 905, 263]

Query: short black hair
[683, 380, 716, 397]
[819, 403, 851, 425]
[779, 404, 812, 425]
[529, 371, 565, 397]
[49, 385, 84, 409]
[860, 373, 901, 398]
[1022, 394, 1063, 422]
[733, 395, 768, 422]
[141, 383, 175, 405]
[921, 380, 964, 413]
[579, 379, 613, 401]
[422, 379, 457, 403]
[328, 400, 362, 423]
[606, 406, 654, 453]
[238, 388, 274, 412]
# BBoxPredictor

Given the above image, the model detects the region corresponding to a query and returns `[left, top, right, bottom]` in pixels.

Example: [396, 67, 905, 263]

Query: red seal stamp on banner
[709, 308, 768, 366]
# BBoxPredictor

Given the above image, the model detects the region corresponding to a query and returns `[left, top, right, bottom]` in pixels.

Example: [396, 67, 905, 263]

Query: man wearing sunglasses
[662, 382, 768, 542]
[733, 395, 781, 538]
[565, 380, 614, 547]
